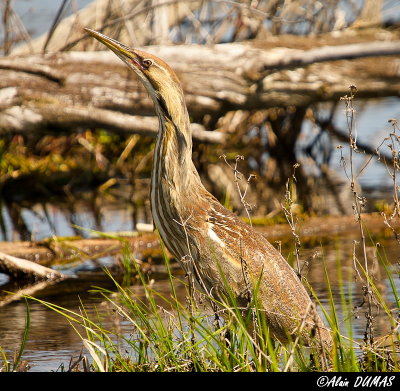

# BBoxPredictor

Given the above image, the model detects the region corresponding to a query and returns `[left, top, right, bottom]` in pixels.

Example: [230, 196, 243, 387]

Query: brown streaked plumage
[85, 28, 332, 350]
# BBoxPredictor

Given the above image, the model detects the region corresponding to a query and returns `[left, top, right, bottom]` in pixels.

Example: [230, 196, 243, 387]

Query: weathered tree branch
[0, 58, 65, 84]
[261, 41, 400, 72]
[1, 39, 400, 140]
[0, 102, 226, 143]
[0, 251, 66, 280]
[0, 234, 162, 264]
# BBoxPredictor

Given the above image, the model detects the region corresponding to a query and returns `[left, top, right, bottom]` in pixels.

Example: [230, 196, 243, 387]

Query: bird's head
[85, 28, 186, 122]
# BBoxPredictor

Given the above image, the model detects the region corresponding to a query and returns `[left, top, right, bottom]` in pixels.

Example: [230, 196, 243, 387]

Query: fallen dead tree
[1, 36, 400, 139]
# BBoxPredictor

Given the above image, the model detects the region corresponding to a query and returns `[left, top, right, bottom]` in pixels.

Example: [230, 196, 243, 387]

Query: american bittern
[85, 28, 332, 351]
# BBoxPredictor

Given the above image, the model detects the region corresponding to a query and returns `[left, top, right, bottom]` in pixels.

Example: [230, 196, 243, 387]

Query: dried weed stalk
[220, 154, 261, 338]
[281, 163, 302, 277]
[376, 118, 400, 242]
[340, 85, 374, 346]
[220, 154, 256, 226]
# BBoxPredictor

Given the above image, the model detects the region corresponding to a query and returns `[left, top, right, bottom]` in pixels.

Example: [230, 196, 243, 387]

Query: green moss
[241, 214, 288, 226]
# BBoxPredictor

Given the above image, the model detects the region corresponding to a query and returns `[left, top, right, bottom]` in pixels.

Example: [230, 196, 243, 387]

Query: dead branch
[0, 251, 66, 280]
[0, 213, 398, 264]
[0, 103, 226, 143]
[261, 40, 400, 72]
[0, 58, 65, 84]
[1, 39, 400, 139]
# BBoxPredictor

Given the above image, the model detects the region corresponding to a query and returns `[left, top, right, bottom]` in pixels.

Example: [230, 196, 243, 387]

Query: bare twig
[281, 163, 302, 277]
[2, 0, 12, 55]
[42, 0, 70, 54]
[219, 154, 255, 225]
[340, 85, 374, 346]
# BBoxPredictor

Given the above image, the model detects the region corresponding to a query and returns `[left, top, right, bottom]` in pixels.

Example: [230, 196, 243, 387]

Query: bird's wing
[202, 198, 320, 342]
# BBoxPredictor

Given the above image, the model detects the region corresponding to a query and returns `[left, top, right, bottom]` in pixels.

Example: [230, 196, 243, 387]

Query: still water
[0, 278, 188, 372]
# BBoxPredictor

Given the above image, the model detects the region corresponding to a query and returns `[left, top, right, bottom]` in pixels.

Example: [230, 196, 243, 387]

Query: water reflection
[0, 277, 188, 372]
[300, 237, 400, 343]
[3, 199, 146, 241]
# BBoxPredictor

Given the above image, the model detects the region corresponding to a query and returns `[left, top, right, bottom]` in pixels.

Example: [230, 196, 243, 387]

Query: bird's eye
[142, 59, 153, 68]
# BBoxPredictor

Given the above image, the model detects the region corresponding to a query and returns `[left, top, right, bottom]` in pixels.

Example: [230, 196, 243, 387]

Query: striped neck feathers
[152, 93, 202, 194]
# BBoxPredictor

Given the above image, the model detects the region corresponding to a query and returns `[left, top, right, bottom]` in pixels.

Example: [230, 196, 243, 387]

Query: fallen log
[0, 101, 226, 143]
[1, 37, 400, 139]
[0, 233, 163, 265]
[260, 41, 400, 72]
[0, 251, 66, 280]
[0, 213, 398, 265]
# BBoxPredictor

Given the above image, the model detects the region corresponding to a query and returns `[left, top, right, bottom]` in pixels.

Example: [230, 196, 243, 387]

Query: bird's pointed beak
[84, 28, 136, 63]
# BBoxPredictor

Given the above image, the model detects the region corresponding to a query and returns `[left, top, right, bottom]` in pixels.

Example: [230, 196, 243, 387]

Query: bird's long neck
[152, 102, 196, 191]
[150, 94, 205, 245]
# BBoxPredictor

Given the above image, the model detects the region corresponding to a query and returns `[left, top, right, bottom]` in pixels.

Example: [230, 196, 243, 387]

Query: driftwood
[0, 251, 66, 280]
[0, 279, 65, 307]
[0, 213, 398, 265]
[0, 212, 398, 306]
[1, 35, 400, 139]
[0, 233, 162, 265]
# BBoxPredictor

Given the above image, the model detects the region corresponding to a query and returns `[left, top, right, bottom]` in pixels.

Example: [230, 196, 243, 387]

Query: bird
[85, 28, 333, 353]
